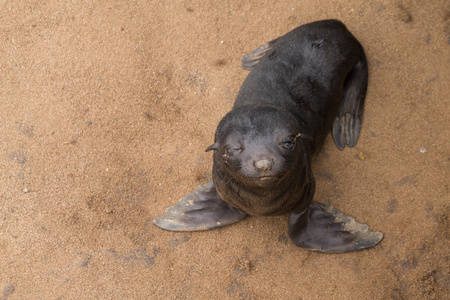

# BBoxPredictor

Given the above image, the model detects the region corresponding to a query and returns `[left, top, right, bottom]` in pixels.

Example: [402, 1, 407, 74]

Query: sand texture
[1, 0, 449, 299]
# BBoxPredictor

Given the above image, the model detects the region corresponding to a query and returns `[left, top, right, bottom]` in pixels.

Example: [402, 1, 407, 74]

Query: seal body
[154, 20, 383, 253]
[209, 20, 365, 216]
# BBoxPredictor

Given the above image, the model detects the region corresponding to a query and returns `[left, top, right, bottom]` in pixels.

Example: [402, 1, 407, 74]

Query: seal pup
[154, 20, 383, 253]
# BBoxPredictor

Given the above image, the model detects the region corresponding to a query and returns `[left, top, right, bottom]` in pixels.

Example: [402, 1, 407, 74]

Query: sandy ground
[1, 0, 449, 299]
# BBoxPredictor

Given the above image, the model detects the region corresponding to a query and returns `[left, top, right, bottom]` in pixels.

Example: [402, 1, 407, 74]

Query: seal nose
[256, 159, 272, 172]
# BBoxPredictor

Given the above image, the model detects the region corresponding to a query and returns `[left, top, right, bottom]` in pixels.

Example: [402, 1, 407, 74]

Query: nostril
[256, 159, 272, 171]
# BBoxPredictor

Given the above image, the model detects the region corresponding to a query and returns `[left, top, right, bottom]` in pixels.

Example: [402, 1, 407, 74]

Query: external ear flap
[205, 143, 219, 152]
[295, 133, 313, 140]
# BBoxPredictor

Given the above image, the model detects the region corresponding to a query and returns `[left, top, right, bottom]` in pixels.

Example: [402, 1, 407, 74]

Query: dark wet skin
[154, 20, 383, 253]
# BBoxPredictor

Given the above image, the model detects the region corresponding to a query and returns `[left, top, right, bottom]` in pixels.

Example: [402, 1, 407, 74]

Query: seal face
[154, 19, 383, 253]
[208, 105, 312, 216]
[216, 106, 302, 183]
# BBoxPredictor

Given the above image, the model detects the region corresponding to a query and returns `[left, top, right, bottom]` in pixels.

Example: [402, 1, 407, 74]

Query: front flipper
[153, 181, 247, 231]
[241, 38, 279, 70]
[288, 202, 383, 253]
[332, 48, 368, 150]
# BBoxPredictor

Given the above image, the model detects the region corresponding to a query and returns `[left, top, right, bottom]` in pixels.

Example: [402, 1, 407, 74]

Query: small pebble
[23, 188, 29, 193]
[78, 255, 92, 267]
[3, 283, 15, 297]
[420, 147, 427, 153]
[358, 151, 366, 160]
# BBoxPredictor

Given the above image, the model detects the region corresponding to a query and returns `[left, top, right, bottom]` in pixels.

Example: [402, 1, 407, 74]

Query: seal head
[206, 105, 313, 216]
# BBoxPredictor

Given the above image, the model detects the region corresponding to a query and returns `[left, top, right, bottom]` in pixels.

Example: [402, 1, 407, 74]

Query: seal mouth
[257, 176, 278, 181]
[247, 175, 281, 186]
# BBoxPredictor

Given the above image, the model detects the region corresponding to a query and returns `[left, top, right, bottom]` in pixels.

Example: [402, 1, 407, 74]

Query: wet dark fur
[154, 20, 381, 253]
[208, 20, 367, 216]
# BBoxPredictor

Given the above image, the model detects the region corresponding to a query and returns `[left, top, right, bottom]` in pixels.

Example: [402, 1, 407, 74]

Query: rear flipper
[153, 181, 247, 231]
[288, 202, 383, 253]
[241, 38, 279, 70]
[332, 48, 368, 150]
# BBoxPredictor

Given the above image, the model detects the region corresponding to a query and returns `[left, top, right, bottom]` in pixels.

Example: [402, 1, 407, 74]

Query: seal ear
[205, 143, 219, 152]
[295, 133, 313, 140]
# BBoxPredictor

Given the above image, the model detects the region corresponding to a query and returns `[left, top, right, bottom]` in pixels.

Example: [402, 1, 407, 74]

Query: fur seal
[154, 20, 383, 253]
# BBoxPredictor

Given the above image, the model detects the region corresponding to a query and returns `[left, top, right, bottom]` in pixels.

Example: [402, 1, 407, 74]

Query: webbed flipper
[241, 38, 279, 70]
[288, 202, 383, 253]
[153, 181, 247, 231]
[332, 48, 368, 150]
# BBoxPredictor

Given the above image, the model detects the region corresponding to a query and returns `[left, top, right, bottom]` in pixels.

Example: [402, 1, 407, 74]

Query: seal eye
[281, 138, 295, 150]
[224, 147, 242, 157]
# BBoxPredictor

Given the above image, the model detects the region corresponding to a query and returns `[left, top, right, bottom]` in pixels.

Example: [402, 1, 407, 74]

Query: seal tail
[332, 46, 368, 150]
[241, 38, 279, 70]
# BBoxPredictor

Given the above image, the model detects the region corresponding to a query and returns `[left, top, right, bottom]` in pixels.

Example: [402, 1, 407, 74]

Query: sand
[0, 0, 448, 299]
